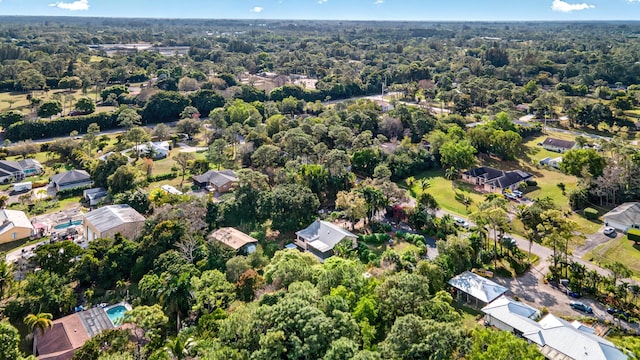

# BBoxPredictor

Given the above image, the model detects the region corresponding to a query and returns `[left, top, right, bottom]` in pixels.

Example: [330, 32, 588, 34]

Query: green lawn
[585, 235, 640, 279]
[410, 169, 484, 217]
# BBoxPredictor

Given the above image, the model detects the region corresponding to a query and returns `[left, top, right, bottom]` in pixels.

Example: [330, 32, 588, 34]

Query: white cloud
[374, 0, 384, 4]
[250, 6, 264, 13]
[628, 0, 640, 3]
[551, 0, 594, 12]
[48, 0, 89, 11]
[318, 0, 328, 3]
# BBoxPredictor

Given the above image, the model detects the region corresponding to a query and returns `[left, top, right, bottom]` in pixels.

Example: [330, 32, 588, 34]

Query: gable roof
[463, 166, 532, 189]
[0, 209, 34, 235]
[18, 158, 42, 169]
[448, 270, 508, 303]
[192, 170, 238, 187]
[543, 137, 576, 150]
[209, 227, 258, 250]
[51, 170, 91, 186]
[83, 204, 145, 233]
[524, 314, 627, 360]
[482, 296, 541, 334]
[0, 160, 22, 177]
[296, 220, 356, 253]
[603, 202, 640, 227]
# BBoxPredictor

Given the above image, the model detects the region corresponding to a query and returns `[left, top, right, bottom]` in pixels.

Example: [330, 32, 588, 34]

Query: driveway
[574, 229, 617, 258]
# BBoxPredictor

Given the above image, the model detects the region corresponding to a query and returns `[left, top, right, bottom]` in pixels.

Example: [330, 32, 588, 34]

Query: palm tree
[162, 334, 198, 360]
[444, 166, 458, 189]
[419, 178, 431, 194]
[24, 313, 53, 355]
[159, 273, 193, 332]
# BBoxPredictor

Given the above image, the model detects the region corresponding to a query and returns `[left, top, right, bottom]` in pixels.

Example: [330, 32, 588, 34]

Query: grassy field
[585, 235, 640, 279]
[409, 169, 484, 216]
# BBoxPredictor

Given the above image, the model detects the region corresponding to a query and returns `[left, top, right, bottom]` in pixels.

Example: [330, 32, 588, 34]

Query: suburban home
[83, 204, 146, 241]
[0, 209, 35, 244]
[83, 187, 109, 206]
[35, 303, 131, 360]
[295, 220, 357, 261]
[481, 296, 541, 336]
[541, 137, 576, 153]
[50, 170, 92, 192]
[133, 141, 171, 159]
[208, 227, 258, 254]
[603, 202, 640, 233]
[539, 156, 563, 170]
[0, 160, 25, 183]
[448, 270, 508, 308]
[462, 166, 533, 193]
[523, 314, 627, 360]
[192, 170, 238, 193]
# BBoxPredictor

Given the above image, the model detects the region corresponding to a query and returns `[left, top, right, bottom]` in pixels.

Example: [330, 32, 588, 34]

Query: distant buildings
[82, 204, 145, 241]
[0, 159, 43, 184]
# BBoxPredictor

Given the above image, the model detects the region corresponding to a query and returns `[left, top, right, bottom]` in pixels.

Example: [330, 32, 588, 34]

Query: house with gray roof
[542, 137, 576, 153]
[295, 220, 357, 261]
[462, 166, 532, 193]
[603, 202, 640, 233]
[0, 159, 44, 184]
[83, 204, 145, 241]
[192, 170, 238, 194]
[482, 296, 541, 336]
[50, 170, 92, 192]
[448, 270, 509, 307]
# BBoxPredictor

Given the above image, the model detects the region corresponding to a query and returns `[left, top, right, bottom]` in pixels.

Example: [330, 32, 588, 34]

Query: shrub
[6, 112, 119, 141]
[628, 228, 640, 245]
[526, 179, 537, 187]
[57, 186, 90, 199]
[147, 173, 177, 182]
[584, 207, 599, 220]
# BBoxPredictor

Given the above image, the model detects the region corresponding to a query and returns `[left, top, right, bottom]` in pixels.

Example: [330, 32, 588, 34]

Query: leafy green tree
[468, 328, 544, 360]
[92, 152, 129, 188]
[23, 271, 75, 316]
[117, 108, 141, 130]
[32, 241, 84, 276]
[0, 321, 22, 360]
[173, 152, 195, 187]
[439, 140, 476, 170]
[560, 148, 606, 177]
[37, 100, 62, 118]
[160, 272, 193, 332]
[191, 269, 236, 316]
[323, 337, 359, 360]
[264, 250, 319, 289]
[142, 91, 190, 124]
[121, 304, 168, 348]
[107, 164, 140, 194]
[176, 118, 201, 137]
[58, 76, 82, 91]
[188, 89, 225, 115]
[259, 183, 320, 232]
[376, 272, 431, 329]
[74, 97, 95, 113]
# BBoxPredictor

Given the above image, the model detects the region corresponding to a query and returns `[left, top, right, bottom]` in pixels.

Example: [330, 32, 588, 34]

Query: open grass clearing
[585, 235, 640, 280]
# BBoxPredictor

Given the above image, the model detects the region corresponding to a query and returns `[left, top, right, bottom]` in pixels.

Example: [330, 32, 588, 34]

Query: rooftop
[193, 169, 238, 187]
[51, 170, 91, 185]
[542, 137, 576, 150]
[83, 204, 145, 233]
[296, 220, 356, 253]
[0, 209, 34, 235]
[209, 227, 258, 250]
[604, 202, 640, 225]
[448, 270, 508, 303]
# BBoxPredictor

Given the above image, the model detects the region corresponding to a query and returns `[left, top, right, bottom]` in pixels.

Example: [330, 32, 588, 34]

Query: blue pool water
[105, 305, 128, 326]
[53, 220, 82, 230]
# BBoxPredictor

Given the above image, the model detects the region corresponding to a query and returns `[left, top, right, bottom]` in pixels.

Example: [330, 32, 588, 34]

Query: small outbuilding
[603, 202, 640, 233]
[448, 270, 508, 308]
[83, 204, 145, 241]
[208, 227, 258, 254]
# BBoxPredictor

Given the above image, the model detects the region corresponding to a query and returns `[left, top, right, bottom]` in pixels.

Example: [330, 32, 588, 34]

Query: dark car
[607, 307, 630, 320]
[570, 302, 593, 314]
[568, 291, 582, 298]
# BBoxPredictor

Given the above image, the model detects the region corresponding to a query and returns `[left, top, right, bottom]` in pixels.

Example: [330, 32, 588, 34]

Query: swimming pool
[105, 305, 128, 326]
[53, 220, 82, 230]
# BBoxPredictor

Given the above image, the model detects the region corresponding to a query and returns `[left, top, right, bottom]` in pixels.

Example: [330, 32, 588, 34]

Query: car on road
[570, 301, 593, 314]
[607, 307, 630, 320]
[603, 227, 616, 236]
[568, 290, 582, 298]
[453, 217, 470, 229]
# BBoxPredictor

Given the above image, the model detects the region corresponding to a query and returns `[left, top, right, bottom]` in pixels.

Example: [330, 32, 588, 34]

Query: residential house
[0, 209, 35, 244]
[0, 160, 25, 183]
[83, 204, 145, 241]
[208, 227, 258, 254]
[374, 100, 394, 112]
[295, 220, 357, 261]
[83, 188, 108, 206]
[603, 202, 640, 233]
[539, 157, 563, 170]
[133, 141, 171, 159]
[448, 271, 508, 308]
[192, 170, 238, 193]
[481, 296, 541, 336]
[462, 166, 533, 193]
[541, 137, 576, 153]
[50, 170, 92, 192]
[481, 298, 628, 360]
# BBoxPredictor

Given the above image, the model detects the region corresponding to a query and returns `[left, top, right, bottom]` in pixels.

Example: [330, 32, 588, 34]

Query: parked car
[453, 217, 470, 229]
[570, 301, 593, 314]
[603, 227, 616, 236]
[607, 307, 630, 320]
[568, 290, 582, 298]
[471, 268, 494, 278]
[504, 192, 518, 200]
[512, 190, 523, 198]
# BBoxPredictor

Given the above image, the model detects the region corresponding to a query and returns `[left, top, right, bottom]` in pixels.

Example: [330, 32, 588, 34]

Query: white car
[603, 227, 616, 236]
[454, 217, 470, 229]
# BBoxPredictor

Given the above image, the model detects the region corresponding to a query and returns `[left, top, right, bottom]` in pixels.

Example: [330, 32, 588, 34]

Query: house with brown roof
[192, 170, 238, 194]
[541, 137, 576, 153]
[208, 227, 258, 254]
[461, 166, 532, 193]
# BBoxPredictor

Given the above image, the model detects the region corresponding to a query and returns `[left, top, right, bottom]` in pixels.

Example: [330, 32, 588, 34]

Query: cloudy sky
[0, 0, 639, 20]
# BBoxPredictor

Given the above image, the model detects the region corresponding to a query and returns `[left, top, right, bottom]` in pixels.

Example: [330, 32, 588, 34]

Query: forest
[0, 17, 640, 359]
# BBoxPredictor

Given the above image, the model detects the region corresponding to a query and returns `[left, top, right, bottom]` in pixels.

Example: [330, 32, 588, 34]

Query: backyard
[585, 235, 640, 280]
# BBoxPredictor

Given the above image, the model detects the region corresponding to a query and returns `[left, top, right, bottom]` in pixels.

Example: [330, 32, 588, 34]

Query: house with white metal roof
[603, 202, 640, 233]
[295, 220, 357, 261]
[0, 209, 34, 244]
[482, 296, 541, 335]
[448, 270, 509, 307]
[82, 204, 145, 241]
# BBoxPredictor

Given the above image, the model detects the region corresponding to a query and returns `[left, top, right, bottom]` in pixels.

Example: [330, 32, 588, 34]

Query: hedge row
[147, 172, 177, 182]
[57, 185, 91, 199]
[6, 112, 120, 141]
[358, 233, 391, 245]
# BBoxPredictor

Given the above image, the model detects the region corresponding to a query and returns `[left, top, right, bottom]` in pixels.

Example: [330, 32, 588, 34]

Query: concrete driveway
[574, 228, 618, 258]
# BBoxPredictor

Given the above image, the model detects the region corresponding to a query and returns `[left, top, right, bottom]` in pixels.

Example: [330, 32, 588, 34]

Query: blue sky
[1, 0, 639, 21]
